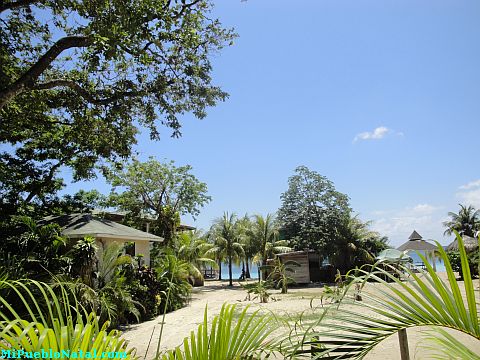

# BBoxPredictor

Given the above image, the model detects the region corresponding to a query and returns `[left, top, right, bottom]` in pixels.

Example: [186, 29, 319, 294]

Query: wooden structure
[397, 230, 437, 271]
[276, 251, 332, 284]
[447, 235, 478, 253]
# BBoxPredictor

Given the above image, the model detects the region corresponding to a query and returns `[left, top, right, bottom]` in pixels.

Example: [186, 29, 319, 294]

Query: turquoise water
[407, 251, 446, 272]
[214, 252, 446, 281]
[219, 263, 259, 279]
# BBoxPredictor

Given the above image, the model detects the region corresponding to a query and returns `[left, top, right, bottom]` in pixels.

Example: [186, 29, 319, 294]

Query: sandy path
[122, 275, 480, 359]
[122, 281, 248, 359]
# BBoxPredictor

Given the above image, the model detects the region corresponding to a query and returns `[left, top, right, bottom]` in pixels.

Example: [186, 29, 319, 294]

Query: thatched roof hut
[446, 235, 478, 253]
[397, 230, 437, 252]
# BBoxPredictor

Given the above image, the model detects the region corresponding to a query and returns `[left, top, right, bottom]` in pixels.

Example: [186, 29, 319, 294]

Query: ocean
[213, 252, 446, 282]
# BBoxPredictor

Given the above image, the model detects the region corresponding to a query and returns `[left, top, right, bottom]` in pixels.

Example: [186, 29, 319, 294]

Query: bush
[124, 263, 163, 321]
[446, 250, 479, 279]
[155, 254, 192, 312]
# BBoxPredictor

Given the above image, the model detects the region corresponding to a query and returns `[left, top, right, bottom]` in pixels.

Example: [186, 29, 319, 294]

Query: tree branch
[31, 79, 143, 105]
[0, 35, 92, 110]
[0, 0, 41, 13]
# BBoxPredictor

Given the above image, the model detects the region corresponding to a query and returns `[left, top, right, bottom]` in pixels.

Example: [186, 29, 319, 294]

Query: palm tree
[443, 204, 480, 237]
[331, 214, 388, 273]
[287, 233, 480, 359]
[264, 259, 300, 294]
[250, 214, 291, 279]
[208, 212, 244, 286]
[175, 230, 216, 285]
[236, 214, 256, 278]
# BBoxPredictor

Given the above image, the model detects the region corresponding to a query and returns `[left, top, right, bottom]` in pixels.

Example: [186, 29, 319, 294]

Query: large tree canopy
[106, 158, 211, 244]
[277, 166, 351, 256]
[0, 0, 235, 211]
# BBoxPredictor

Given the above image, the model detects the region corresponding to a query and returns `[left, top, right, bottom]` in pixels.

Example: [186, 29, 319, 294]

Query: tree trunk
[261, 257, 267, 281]
[245, 258, 251, 278]
[0, 36, 91, 110]
[228, 255, 233, 286]
[217, 258, 222, 280]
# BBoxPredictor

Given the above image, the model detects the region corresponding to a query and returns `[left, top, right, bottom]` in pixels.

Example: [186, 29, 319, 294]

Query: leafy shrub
[241, 281, 272, 303]
[155, 254, 192, 312]
[124, 263, 162, 321]
[447, 250, 479, 279]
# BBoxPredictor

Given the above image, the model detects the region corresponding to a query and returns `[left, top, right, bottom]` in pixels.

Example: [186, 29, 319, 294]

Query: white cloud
[369, 203, 447, 247]
[412, 204, 439, 215]
[353, 126, 390, 143]
[353, 126, 404, 143]
[456, 180, 480, 208]
[459, 179, 480, 190]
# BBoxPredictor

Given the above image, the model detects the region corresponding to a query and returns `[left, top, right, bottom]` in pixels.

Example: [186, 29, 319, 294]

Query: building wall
[278, 252, 310, 284]
[95, 238, 151, 266]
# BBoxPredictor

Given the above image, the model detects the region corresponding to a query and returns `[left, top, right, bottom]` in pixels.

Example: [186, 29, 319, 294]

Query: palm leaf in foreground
[159, 303, 278, 359]
[287, 232, 480, 359]
[0, 279, 137, 359]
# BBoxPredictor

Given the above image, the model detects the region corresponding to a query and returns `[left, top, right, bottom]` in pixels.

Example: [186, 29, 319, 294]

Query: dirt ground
[121, 273, 480, 359]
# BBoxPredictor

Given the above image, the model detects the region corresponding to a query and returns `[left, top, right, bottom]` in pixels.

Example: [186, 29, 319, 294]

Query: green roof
[42, 213, 164, 242]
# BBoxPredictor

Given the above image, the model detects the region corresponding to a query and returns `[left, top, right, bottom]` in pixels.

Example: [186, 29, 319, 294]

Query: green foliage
[68, 242, 141, 328]
[208, 212, 245, 286]
[123, 264, 162, 321]
[447, 250, 479, 279]
[0, 0, 235, 210]
[68, 236, 98, 287]
[160, 304, 277, 359]
[241, 281, 273, 303]
[263, 259, 300, 294]
[331, 214, 389, 273]
[175, 230, 216, 285]
[287, 232, 480, 359]
[249, 214, 291, 273]
[278, 166, 351, 256]
[0, 216, 70, 280]
[155, 254, 192, 313]
[0, 279, 137, 359]
[443, 204, 480, 237]
[106, 158, 211, 244]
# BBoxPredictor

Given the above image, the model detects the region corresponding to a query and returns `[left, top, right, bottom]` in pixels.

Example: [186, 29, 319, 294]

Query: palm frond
[287, 232, 480, 359]
[159, 303, 278, 359]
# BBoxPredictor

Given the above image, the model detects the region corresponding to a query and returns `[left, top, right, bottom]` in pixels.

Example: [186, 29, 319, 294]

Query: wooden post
[398, 329, 410, 360]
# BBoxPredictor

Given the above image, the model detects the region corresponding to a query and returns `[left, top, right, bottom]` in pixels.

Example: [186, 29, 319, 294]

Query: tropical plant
[208, 212, 245, 286]
[286, 232, 480, 359]
[123, 264, 163, 321]
[331, 214, 388, 273]
[241, 281, 273, 303]
[68, 236, 98, 287]
[263, 259, 300, 294]
[0, 216, 70, 280]
[447, 250, 479, 279]
[443, 204, 480, 237]
[250, 214, 292, 280]
[235, 214, 256, 279]
[155, 254, 192, 313]
[159, 303, 278, 359]
[175, 230, 216, 285]
[70, 242, 141, 328]
[0, 279, 137, 359]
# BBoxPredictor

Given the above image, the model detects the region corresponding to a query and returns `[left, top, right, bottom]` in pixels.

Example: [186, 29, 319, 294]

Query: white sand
[121, 274, 480, 359]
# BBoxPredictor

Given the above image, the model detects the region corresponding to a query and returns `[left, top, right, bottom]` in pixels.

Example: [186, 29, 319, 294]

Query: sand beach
[122, 273, 479, 359]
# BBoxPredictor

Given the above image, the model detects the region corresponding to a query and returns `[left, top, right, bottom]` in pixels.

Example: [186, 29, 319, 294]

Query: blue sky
[64, 0, 480, 247]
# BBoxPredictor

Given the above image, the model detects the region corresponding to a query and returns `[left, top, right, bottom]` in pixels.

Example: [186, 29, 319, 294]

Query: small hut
[397, 230, 438, 270]
[446, 235, 478, 253]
